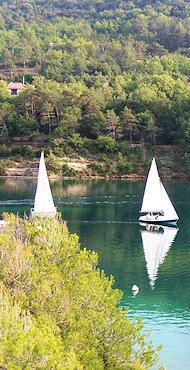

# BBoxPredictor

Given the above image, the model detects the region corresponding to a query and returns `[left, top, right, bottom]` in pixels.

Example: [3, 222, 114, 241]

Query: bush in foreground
[0, 214, 160, 369]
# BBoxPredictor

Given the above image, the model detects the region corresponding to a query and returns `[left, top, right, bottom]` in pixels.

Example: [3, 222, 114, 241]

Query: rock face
[4, 158, 90, 178]
[1, 146, 189, 179]
[5, 161, 38, 177]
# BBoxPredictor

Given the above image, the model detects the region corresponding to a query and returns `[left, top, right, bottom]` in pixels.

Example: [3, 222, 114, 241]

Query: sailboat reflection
[140, 223, 178, 289]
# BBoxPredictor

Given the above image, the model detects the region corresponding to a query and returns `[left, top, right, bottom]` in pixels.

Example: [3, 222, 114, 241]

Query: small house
[7, 81, 25, 95]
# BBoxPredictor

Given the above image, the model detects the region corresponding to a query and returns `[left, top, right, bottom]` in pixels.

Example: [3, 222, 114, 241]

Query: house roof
[7, 82, 25, 89]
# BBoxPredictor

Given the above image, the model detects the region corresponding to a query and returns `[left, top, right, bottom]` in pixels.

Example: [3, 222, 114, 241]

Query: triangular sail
[33, 151, 56, 216]
[160, 182, 178, 221]
[141, 225, 178, 288]
[140, 158, 178, 221]
[140, 158, 163, 213]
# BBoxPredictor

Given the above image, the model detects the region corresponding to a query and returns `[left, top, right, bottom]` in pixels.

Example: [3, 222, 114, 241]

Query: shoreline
[0, 173, 189, 180]
[1, 149, 190, 180]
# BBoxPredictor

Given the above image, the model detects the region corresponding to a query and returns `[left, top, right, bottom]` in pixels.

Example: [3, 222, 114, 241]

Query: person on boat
[146, 212, 156, 221]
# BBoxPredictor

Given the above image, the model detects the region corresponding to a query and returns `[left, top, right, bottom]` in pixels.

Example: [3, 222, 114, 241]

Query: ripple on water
[0, 199, 33, 205]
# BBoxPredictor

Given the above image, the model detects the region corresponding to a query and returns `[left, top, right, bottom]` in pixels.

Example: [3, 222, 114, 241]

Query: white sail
[139, 158, 179, 223]
[31, 151, 56, 217]
[141, 225, 178, 288]
[160, 182, 178, 221]
[140, 158, 163, 213]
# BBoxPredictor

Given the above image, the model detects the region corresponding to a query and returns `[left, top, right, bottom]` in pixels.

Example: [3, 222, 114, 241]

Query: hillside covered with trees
[0, 0, 190, 176]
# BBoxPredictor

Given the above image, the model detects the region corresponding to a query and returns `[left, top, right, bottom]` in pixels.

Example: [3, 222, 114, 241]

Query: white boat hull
[0, 220, 7, 227]
[31, 208, 56, 217]
[139, 214, 178, 226]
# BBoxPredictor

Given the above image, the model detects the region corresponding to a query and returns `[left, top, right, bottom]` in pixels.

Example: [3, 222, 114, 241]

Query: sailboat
[139, 157, 179, 225]
[140, 224, 178, 289]
[31, 151, 56, 217]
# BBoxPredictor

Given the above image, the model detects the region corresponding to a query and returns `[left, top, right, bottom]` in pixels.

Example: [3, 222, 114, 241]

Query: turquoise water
[0, 178, 190, 369]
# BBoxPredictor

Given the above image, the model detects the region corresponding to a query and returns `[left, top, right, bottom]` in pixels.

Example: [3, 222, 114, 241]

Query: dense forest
[0, 1, 190, 175]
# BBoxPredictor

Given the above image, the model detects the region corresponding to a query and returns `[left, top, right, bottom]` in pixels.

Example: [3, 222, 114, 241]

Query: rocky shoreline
[0, 157, 189, 180]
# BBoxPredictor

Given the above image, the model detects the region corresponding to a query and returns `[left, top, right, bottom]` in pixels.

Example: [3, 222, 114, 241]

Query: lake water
[0, 177, 190, 369]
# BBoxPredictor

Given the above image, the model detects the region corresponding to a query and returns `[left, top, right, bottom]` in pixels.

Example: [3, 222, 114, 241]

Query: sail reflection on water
[140, 224, 178, 289]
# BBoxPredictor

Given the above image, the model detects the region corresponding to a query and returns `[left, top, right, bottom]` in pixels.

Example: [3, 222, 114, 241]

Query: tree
[122, 107, 138, 143]
[57, 106, 81, 137]
[106, 109, 120, 141]
[0, 80, 10, 101]
[17, 77, 63, 133]
[41, 50, 64, 81]
[41, 101, 56, 135]
[18, 37, 33, 69]
[137, 110, 158, 145]
[0, 102, 14, 142]
[38, 79, 63, 125]
[81, 111, 106, 139]
[173, 117, 190, 148]
[0, 214, 160, 368]
[17, 85, 38, 118]
[128, 84, 158, 113]
[62, 79, 87, 108]
[95, 135, 117, 153]
[84, 87, 106, 115]
[146, 112, 158, 146]
[5, 29, 19, 57]
[1, 48, 15, 75]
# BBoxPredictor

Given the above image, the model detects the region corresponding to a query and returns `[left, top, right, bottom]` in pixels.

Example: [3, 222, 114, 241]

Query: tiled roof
[8, 82, 25, 89]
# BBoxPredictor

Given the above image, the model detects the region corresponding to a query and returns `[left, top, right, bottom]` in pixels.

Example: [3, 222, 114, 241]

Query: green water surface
[0, 178, 189, 369]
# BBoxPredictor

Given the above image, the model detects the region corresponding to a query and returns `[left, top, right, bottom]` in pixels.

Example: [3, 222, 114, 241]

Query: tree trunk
[129, 130, 133, 144]
[55, 105, 60, 124]
[153, 132, 156, 146]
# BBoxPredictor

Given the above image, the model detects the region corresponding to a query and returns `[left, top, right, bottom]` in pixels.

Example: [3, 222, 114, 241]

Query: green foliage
[0, 144, 10, 157]
[69, 133, 84, 150]
[182, 153, 190, 176]
[88, 161, 108, 176]
[51, 138, 74, 157]
[7, 112, 39, 136]
[45, 151, 62, 174]
[0, 80, 10, 100]
[0, 160, 7, 175]
[0, 214, 159, 368]
[95, 135, 118, 154]
[62, 163, 77, 176]
[117, 153, 134, 175]
[9, 145, 38, 158]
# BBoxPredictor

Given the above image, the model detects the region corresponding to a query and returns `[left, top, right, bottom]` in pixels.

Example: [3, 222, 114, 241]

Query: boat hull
[31, 208, 56, 217]
[139, 216, 178, 226]
[0, 220, 7, 228]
